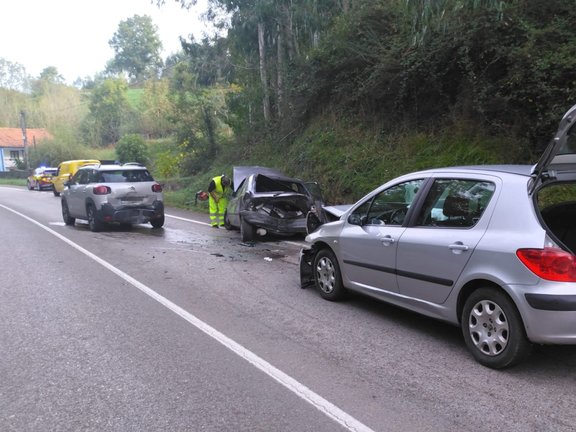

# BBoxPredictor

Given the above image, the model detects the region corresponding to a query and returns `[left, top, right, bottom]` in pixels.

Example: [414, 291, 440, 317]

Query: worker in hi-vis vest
[208, 174, 232, 227]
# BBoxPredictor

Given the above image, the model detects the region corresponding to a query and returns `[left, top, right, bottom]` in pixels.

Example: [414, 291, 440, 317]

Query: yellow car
[27, 167, 57, 191]
[52, 159, 100, 196]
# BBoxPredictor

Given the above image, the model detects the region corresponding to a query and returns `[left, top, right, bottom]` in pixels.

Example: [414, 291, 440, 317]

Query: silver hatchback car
[300, 105, 576, 369]
[61, 164, 164, 232]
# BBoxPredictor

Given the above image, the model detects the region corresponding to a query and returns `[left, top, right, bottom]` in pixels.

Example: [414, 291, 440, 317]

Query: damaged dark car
[224, 166, 324, 242]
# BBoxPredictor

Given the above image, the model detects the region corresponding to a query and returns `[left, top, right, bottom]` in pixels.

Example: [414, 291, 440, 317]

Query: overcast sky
[2, 0, 211, 83]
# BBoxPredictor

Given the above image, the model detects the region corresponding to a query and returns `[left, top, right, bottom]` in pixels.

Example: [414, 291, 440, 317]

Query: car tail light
[152, 183, 163, 192]
[93, 185, 111, 195]
[516, 248, 576, 282]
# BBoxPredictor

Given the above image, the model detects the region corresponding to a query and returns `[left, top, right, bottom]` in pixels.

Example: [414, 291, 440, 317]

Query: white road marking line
[166, 213, 211, 226]
[1, 203, 375, 432]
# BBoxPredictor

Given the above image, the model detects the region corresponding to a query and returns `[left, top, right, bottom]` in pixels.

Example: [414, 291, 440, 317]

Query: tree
[107, 15, 164, 83]
[0, 58, 30, 92]
[139, 78, 175, 138]
[31, 66, 65, 97]
[404, 0, 512, 45]
[85, 78, 132, 145]
[116, 134, 150, 165]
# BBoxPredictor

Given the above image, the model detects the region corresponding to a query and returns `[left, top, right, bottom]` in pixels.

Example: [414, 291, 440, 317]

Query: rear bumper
[98, 201, 164, 224]
[510, 283, 576, 344]
[38, 182, 53, 190]
[241, 210, 307, 235]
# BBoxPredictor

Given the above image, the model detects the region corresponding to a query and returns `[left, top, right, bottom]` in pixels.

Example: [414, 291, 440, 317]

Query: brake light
[516, 248, 576, 282]
[152, 183, 163, 192]
[93, 185, 111, 195]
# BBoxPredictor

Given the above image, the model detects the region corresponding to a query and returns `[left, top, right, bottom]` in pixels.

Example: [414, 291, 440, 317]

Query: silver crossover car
[61, 164, 164, 232]
[300, 105, 576, 369]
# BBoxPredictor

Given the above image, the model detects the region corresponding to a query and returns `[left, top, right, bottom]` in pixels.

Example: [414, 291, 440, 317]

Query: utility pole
[19, 110, 29, 170]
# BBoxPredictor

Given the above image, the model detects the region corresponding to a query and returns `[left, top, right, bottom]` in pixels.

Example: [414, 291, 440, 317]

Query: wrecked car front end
[240, 193, 312, 236]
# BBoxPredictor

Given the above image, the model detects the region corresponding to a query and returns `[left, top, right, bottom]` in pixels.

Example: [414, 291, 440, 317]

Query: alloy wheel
[467, 299, 509, 356]
[315, 256, 336, 294]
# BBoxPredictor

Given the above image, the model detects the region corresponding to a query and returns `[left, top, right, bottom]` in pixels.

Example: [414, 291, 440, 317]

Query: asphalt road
[1, 186, 576, 432]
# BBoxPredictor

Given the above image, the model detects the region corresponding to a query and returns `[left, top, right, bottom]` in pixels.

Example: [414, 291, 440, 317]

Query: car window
[559, 121, 576, 154]
[71, 170, 88, 185]
[415, 179, 495, 228]
[348, 179, 424, 226]
[235, 178, 248, 195]
[97, 170, 154, 183]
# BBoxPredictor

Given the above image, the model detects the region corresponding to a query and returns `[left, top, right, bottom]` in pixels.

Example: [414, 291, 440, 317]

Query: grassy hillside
[160, 114, 531, 209]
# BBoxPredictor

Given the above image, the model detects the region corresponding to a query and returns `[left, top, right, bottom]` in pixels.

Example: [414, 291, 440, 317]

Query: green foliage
[126, 88, 144, 109]
[0, 58, 30, 92]
[28, 140, 100, 168]
[296, 0, 576, 156]
[285, 115, 522, 204]
[115, 133, 150, 165]
[85, 78, 133, 145]
[107, 15, 164, 83]
[0, 87, 31, 126]
[137, 79, 174, 138]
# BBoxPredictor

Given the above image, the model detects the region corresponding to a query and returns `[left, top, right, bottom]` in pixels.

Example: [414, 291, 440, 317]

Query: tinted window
[97, 170, 154, 183]
[415, 179, 495, 228]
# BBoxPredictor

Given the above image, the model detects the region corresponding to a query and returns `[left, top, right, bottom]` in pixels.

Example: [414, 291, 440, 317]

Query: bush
[116, 134, 149, 165]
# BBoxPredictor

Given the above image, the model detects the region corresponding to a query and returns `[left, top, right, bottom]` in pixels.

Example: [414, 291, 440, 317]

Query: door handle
[381, 235, 395, 246]
[449, 242, 469, 252]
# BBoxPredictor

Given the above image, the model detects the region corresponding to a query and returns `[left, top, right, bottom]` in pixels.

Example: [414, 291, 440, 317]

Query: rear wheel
[313, 248, 346, 301]
[87, 204, 103, 232]
[61, 200, 75, 226]
[53, 188, 60, 197]
[150, 214, 165, 229]
[240, 217, 255, 242]
[461, 287, 532, 369]
[27, 180, 33, 190]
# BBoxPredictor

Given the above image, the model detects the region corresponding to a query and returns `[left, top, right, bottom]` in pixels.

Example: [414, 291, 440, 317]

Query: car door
[338, 179, 425, 296]
[67, 170, 91, 217]
[396, 177, 497, 304]
[227, 177, 248, 227]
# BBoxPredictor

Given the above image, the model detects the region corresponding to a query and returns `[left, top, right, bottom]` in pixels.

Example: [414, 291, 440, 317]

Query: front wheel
[223, 210, 233, 231]
[313, 248, 346, 301]
[61, 200, 75, 226]
[240, 217, 255, 242]
[87, 204, 103, 232]
[461, 288, 532, 369]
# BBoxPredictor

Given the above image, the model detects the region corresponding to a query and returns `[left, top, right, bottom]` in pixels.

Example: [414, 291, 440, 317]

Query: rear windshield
[96, 170, 154, 183]
[255, 174, 306, 194]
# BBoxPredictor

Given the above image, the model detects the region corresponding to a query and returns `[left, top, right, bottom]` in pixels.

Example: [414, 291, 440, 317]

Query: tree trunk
[341, 0, 350, 13]
[276, 23, 285, 119]
[258, 21, 271, 124]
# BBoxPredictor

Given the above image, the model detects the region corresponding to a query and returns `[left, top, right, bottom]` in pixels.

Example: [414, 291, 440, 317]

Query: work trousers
[209, 197, 228, 226]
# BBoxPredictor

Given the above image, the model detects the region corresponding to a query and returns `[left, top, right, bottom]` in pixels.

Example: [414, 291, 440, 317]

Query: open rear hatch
[531, 104, 576, 192]
[533, 104, 576, 253]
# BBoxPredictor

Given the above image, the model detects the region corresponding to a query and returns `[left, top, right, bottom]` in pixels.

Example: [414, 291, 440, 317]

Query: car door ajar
[67, 170, 90, 217]
[396, 177, 497, 304]
[338, 179, 425, 297]
[227, 177, 248, 228]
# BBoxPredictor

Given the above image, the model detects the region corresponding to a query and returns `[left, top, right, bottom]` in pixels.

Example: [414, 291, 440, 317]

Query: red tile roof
[0, 128, 52, 148]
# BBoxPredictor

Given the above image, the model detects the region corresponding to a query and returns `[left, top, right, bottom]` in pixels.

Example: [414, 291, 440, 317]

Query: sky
[1, 0, 211, 84]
